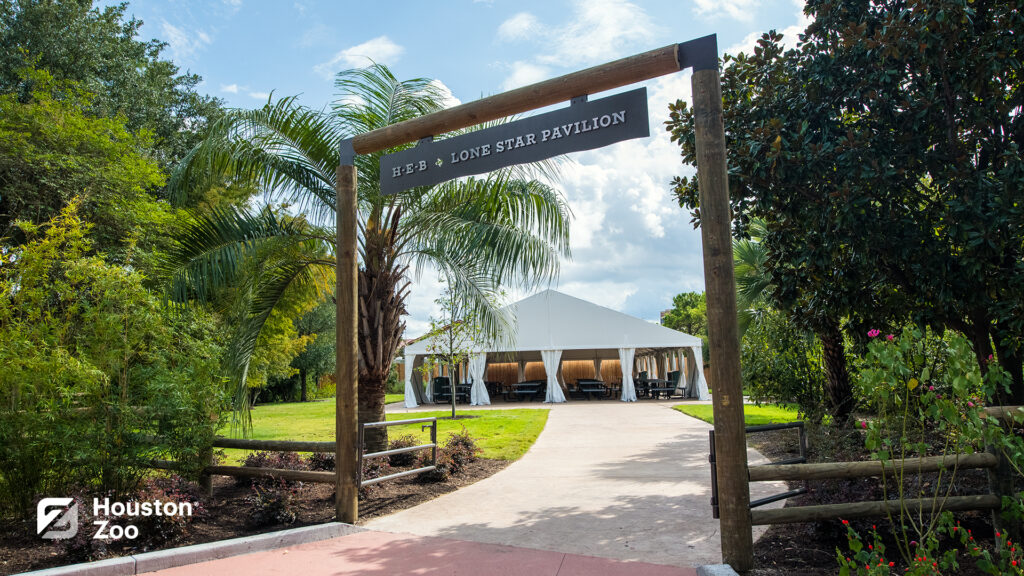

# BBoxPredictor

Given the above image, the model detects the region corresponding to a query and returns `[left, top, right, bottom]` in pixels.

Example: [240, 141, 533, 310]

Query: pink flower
[861, 421, 868, 429]
[968, 401, 975, 407]
[867, 329, 881, 338]
[928, 386, 934, 391]
[886, 334, 895, 341]
[988, 354, 994, 361]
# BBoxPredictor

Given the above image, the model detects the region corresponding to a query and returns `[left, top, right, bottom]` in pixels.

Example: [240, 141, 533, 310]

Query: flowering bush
[844, 326, 1024, 572]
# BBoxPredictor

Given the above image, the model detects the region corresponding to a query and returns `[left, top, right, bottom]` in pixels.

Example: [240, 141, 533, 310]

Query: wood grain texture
[336, 165, 359, 523]
[748, 452, 998, 482]
[691, 66, 753, 571]
[351, 45, 680, 154]
[751, 495, 1000, 525]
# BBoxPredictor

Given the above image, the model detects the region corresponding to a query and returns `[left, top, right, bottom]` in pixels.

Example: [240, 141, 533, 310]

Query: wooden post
[692, 66, 753, 570]
[335, 163, 359, 524]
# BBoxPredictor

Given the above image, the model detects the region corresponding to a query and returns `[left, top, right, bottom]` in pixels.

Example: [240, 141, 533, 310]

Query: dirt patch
[0, 459, 509, 575]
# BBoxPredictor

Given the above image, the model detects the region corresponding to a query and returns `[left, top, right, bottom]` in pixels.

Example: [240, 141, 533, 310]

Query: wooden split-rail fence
[716, 406, 1022, 527]
[150, 417, 438, 494]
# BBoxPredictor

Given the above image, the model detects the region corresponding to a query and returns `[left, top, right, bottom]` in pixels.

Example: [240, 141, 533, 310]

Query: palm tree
[733, 217, 770, 337]
[165, 64, 571, 449]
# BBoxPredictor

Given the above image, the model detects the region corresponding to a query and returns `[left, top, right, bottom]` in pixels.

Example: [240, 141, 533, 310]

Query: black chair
[432, 376, 469, 404]
[432, 376, 451, 404]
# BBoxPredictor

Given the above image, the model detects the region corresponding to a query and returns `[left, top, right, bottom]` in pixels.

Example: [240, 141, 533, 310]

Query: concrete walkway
[368, 400, 784, 567]
[147, 531, 698, 576]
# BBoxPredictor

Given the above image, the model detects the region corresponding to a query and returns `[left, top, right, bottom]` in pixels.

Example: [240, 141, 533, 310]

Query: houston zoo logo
[36, 497, 78, 539]
[37, 497, 193, 540]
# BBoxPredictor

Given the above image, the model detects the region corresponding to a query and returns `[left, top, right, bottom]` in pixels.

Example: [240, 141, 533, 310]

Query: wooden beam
[213, 438, 336, 453]
[205, 465, 336, 484]
[751, 494, 1000, 526]
[336, 164, 359, 523]
[748, 452, 998, 482]
[350, 44, 681, 155]
[984, 405, 1024, 421]
[691, 63, 752, 570]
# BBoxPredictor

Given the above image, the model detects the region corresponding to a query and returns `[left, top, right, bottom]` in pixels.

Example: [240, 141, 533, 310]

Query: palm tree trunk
[357, 212, 408, 452]
[818, 320, 854, 423]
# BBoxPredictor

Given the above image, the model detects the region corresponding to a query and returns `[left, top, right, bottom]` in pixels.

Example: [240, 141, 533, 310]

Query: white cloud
[160, 20, 211, 62]
[495, 0, 661, 89]
[498, 12, 539, 41]
[223, 0, 242, 6]
[220, 83, 240, 94]
[249, 91, 270, 100]
[725, 0, 812, 55]
[313, 36, 404, 80]
[693, 0, 757, 22]
[430, 80, 462, 108]
[501, 61, 551, 91]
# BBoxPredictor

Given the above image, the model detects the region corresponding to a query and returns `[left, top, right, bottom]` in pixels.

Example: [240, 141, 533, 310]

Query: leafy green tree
[0, 203, 226, 517]
[670, 1, 1024, 403]
[0, 0, 224, 170]
[741, 309, 825, 419]
[291, 298, 336, 402]
[0, 69, 169, 267]
[661, 291, 709, 363]
[667, 36, 863, 421]
[164, 64, 570, 449]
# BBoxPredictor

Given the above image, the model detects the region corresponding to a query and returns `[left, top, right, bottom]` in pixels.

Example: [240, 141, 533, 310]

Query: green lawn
[673, 403, 801, 426]
[221, 401, 548, 463]
[385, 393, 404, 405]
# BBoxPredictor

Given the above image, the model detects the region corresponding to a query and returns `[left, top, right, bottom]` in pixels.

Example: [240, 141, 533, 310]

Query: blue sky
[116, 0, 809, 335]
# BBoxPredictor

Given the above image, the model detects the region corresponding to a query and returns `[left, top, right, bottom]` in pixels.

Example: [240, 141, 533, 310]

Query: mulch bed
[746, 429, 998, 575]
[0, 459, 509, 575]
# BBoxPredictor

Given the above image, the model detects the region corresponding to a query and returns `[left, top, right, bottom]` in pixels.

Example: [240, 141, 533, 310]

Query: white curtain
[619, 347, 637, 402]
[673, 349, 686, 395]
[469, 353, 490, 405]
[404, 359, 418, 408]
[593, 358, 603, 381]
[517, 360, 526, 382]
[693, 345, 710, 400]
[541, 350, 567, 403]
[424, 364, 434, 402]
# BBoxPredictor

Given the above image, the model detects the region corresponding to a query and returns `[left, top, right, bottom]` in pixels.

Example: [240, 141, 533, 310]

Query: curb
[18, 522, 365, 576]
[696, 565, 741, 576]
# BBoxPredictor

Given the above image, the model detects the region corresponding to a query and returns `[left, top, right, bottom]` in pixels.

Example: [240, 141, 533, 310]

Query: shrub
[130, 475, 206, 550]
[417, 428, 480, 482]
[239, 451, 307, 488]
[245, 480, 298, 528]
[359, 458, 391, 497]
[306, 452, 335, 471]
[741, 309, 827, 419]
[387, 434, 420, 467]
[0, 205, 226, 519]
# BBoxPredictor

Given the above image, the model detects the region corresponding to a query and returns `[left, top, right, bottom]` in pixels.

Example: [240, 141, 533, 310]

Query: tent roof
[404, 289, 701, 361]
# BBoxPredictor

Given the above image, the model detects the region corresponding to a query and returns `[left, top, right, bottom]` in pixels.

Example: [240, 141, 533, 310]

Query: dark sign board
[379, 87, 649, 195]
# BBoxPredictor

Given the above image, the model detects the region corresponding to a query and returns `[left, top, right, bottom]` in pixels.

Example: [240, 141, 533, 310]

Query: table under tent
[402, 289, 710, 407]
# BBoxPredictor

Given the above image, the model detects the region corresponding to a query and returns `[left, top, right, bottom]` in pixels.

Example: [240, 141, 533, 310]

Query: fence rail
[748, 452, 998, 482]
[750, 494, 1000, 525]
[148, 417, 441, 490]
[733, 405, 1024, 527]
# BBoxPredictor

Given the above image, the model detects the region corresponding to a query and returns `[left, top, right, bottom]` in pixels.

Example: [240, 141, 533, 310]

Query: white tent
[403, 289, 710, 407]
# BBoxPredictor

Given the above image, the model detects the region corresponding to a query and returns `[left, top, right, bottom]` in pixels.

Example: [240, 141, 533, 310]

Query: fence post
[199, 446, 213, 498]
